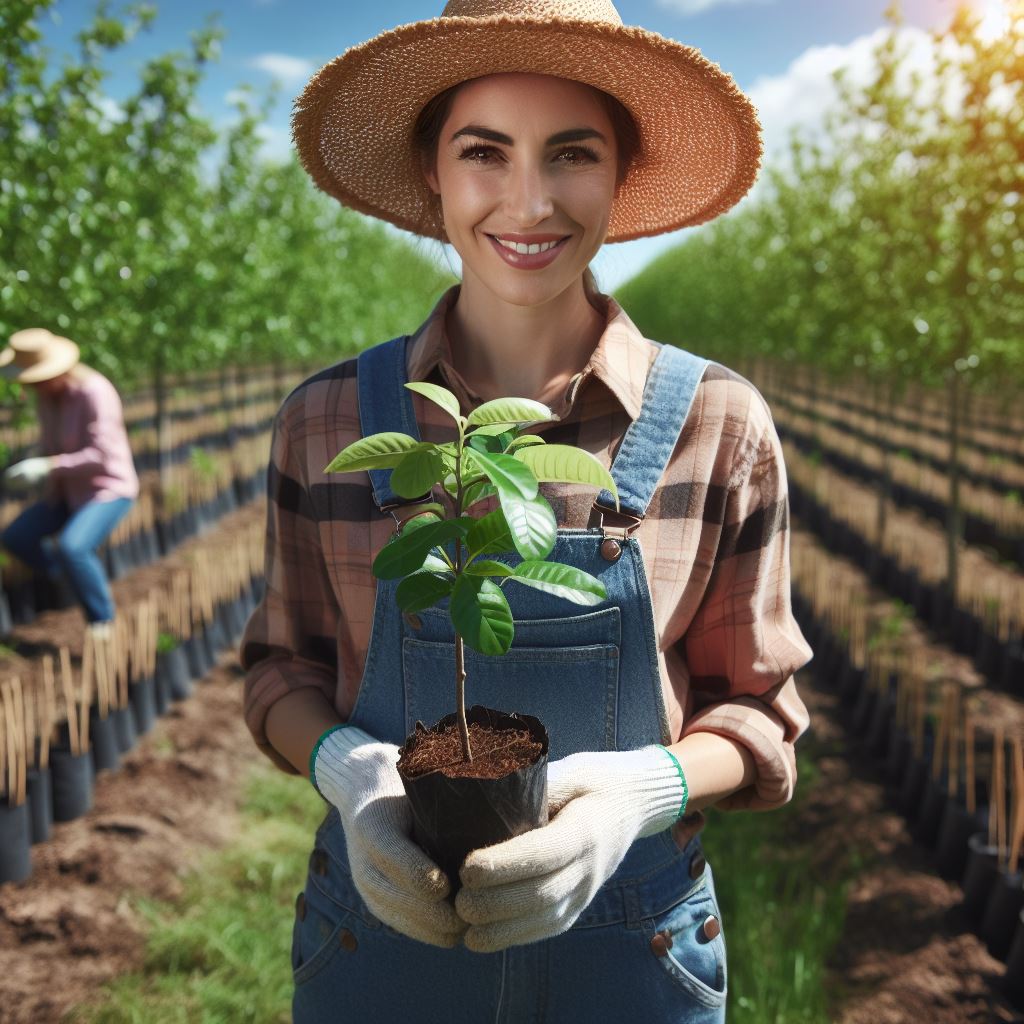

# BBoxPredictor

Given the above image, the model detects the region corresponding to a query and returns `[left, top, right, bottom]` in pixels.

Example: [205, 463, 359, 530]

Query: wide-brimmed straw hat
[292, 0, 763, 243]
[0, 329, 80, 384]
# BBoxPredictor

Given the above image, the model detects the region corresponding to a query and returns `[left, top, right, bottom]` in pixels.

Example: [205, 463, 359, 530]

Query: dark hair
[411, 78, 642, 238]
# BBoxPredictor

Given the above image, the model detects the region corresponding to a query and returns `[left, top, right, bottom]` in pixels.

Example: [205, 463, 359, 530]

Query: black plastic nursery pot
[158, 645, 193, 702]
[154, 666, 171, 716]
[26, 767, 52, 845]
[885, 723, 912, 788]
[0, 798, 32, 884]
[999, 642, 1024, 692]
[112, 704, 137, 755]
[1003, 911, 1024, 1010]
[911, 776, 948, 847]
[897, 753, 930, 818]
[980, 868, 1024, 963]
[397, 705, 549, 892]
[961, 833, 1001, 925]
[50, 746, 94, 822]
[130, 674, 158, 735]
[934, 798, 986, 881]
[90, 708, 121, 774]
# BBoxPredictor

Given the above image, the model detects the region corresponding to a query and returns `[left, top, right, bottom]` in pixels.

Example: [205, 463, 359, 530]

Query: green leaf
[462, 479, 497, 509]
[450, 576, 514, 656]
[468, 450, 538, 500]
[505, 434, 546, 453]
[395, 572, 453, 613]
[371, 518, 471, 580]
[463, 558, 515, 577]
[500, 491, 557, 560]
[390, 447, 446, 498]
[467, 431, 509, 456]
[465, 423, 510, 437]
[466, 397, 554, 427]
[405, 382, 463, 424]
[515, 444, 620, 507]
[324, 432, 420, 474]
[509, 561, 606, 605]
[466, 508, 516, 559]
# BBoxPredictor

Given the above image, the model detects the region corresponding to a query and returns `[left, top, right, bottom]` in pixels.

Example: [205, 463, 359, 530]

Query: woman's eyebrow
[449, 125, 607, 145]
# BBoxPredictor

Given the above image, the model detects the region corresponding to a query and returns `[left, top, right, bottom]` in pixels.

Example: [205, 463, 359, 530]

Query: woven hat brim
[0, 339, 80, 383]
[292, 16, 763, 243]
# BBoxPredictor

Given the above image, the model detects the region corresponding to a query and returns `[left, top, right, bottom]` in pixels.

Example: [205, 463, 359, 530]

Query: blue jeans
[1, 497, 134, 623]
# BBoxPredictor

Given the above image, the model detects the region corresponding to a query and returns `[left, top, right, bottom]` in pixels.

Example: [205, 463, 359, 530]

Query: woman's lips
[486, 234, 571, 270]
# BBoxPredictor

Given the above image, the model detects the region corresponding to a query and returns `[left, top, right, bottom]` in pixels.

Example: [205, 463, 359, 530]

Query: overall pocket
[402, 605, 623, 760]
[642, 864, 728, 1009]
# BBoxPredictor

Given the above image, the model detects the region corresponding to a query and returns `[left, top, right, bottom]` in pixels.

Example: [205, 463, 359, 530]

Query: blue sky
[40, 0, 988, 287]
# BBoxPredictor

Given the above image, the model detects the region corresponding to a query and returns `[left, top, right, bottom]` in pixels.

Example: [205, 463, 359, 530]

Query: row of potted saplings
[745, 354, 1024, 482]
[771, 390, 1024, 572]
[789, 538, 1024, 1010]
[0, 430, 270, 633]
[0, 521, 264, 884]
[783, 440, 1024, 694]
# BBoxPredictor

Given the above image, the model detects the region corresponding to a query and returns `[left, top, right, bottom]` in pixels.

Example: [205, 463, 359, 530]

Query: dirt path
[0, 654, 261, 1024]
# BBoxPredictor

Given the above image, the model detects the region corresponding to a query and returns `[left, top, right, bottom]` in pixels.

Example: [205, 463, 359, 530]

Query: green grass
[702, 744, 862, 1024]
[68, 766, 325, 1024]
[72, 742, 856, 1024]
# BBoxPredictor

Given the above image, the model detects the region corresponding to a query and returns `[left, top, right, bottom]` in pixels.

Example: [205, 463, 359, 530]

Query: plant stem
[455, 632, 472, 762]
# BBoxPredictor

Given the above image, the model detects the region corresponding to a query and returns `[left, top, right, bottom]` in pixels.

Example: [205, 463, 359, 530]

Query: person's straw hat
[292, 0, 763, 243]
[0, 329, 80, 384]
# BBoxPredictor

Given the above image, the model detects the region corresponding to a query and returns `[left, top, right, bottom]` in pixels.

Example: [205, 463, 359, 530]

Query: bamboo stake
[40, 655, 54, 771]
[965, 713, 976, 815]
[1009, 736, 1024, 877]
[59, 646, 80, 757]
[991, 725, 1006, 862]
[22, 676, 36, 773]
[80, 640, 93, 754]
[12, 677, 25, 806]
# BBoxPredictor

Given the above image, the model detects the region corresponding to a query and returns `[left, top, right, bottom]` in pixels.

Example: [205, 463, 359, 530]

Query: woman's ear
[421, 155, 440, 197]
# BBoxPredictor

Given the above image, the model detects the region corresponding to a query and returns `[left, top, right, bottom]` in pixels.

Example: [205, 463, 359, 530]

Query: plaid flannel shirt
[241, 285, 813, 811]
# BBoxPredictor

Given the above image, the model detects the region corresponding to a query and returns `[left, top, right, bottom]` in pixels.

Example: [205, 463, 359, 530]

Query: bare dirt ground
[0, 652, 260, 1024]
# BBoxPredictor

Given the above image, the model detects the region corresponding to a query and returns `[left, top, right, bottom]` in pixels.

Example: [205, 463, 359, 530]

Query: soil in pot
[397, 705, 549, 893]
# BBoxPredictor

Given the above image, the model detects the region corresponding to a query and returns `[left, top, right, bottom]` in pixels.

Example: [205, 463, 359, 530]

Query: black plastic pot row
[779, 419, 1024, 572]
[769, 390, 1022, 502]
[0, 466, 265, 634]
[792, 593, 1024, 1009]
[789, 478, 1024, 697]
[777, 376, 1020, 477]
[0, 574, 265, 886]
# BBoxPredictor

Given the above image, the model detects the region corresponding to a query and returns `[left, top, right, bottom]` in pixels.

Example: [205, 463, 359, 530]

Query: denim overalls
[292, 334, 729, 1023]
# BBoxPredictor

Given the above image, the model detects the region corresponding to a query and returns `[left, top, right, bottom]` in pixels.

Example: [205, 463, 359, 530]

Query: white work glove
[312, 725, 468, 948]
[4, 456, 52, 488]
[455, 746, 688, 953]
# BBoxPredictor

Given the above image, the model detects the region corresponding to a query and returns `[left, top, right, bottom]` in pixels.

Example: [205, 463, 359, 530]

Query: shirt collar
[406, 284, 651, 422]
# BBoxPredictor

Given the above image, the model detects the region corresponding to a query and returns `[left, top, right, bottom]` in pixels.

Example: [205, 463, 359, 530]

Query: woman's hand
[455, 746, 687, 953]
[313, 729, 468, 949]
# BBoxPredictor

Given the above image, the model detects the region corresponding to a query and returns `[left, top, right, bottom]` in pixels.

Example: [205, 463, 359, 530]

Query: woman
[241, 2, 813, 1020]
[0, 328, 138, 629]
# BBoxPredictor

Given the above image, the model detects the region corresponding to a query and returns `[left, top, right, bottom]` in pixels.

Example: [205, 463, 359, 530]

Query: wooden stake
[59, 646, 79, 757]
[991, 724, 1006, 862]
[12, 677, 25, 806]
[1009, 736, 1024, 877]
[41, 655, 55, 771]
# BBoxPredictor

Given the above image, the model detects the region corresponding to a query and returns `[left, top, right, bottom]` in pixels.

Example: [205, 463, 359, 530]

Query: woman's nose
[503, 162, 555, 227]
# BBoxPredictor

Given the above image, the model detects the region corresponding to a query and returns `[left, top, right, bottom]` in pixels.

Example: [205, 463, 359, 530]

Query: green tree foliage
[0, 1, 454, 397]
[618, 0, 1023, 595]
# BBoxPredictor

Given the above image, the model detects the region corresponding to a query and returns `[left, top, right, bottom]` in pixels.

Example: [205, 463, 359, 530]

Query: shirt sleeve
[678, 402, 814, 812]
[47, 384, 125, 478]
[240, 396, 341, 774]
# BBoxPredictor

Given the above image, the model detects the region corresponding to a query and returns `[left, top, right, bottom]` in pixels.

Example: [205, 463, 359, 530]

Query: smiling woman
[241, 2, 814, 1022]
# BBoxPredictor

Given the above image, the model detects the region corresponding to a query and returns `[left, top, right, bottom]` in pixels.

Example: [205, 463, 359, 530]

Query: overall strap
[594, 343, 709, 523]
[356, 335, 422, 515]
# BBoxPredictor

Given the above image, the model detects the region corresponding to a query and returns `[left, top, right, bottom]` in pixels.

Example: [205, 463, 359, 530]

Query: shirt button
[600, 538, 622, 562]
[295, 892, 307, 920]
[702, 915, 721, 940]
[402, 611, 423, 630]
[650, 929, 674, 956]
[340, 928, 358, 953]
[311, 849, 328, 876]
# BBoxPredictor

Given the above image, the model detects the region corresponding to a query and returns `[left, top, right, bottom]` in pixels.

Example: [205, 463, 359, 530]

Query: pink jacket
[38, 367, 140, 511]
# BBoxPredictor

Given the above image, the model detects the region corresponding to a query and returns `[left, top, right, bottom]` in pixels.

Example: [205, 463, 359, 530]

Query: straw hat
[0, 329, 80, 384]
[292, 0, 763, 243]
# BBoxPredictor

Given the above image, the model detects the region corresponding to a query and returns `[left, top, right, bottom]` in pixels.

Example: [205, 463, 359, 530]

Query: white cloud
[656, 0, 772, 14]
[246, 53, 314, 84]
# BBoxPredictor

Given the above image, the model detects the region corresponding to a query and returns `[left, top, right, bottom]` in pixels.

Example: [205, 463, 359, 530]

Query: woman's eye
[556, 146, 599, 165]
[458, 145, 498, 162]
